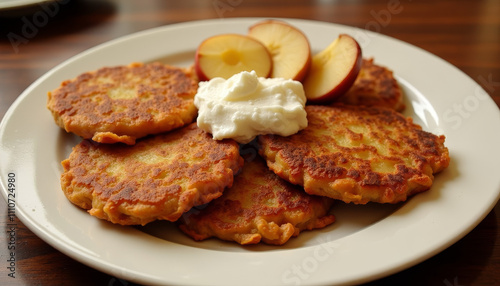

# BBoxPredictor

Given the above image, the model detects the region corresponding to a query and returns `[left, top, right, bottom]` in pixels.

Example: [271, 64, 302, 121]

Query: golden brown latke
[178, 156, 335, 245]
[47, 62, 198, 145]
[258, 105, 450, 204]
[334, 58, 405, 112]
[60, 123, 244, 226]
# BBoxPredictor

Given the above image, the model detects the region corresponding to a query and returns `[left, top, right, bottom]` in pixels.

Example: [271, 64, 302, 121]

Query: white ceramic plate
[1, 18, 500, 286]
[0, 0, 54, 10]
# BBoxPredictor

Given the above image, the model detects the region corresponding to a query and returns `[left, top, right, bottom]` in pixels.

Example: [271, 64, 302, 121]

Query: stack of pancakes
[47, 58, 449, 245]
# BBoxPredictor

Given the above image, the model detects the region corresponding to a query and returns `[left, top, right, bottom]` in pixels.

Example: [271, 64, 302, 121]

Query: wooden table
[1, 0, 499, 285]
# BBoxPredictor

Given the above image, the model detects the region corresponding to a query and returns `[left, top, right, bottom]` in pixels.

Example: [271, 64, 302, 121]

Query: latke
[47, 62, 198, 145]
[178, 156, 335, 245]
[60, 123, 244, 225]
[334, 58, 405, 112]
[258, 105, 450, 204]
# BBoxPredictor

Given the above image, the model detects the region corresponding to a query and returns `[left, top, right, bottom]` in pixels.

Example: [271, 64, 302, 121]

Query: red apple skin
[248, 20, 312, 82]
[306, 34, 362, 104]
[194, 34, 273, 81]
[194, 47, 210, 81]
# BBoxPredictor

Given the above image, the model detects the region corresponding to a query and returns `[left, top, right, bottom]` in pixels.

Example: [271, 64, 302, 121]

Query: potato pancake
[47, 62, 198, 145]
[258, 105, 450, 204]
[178, 156, 335, 245]
[334, 58, 405, 112]
[60, 123, 244, 225]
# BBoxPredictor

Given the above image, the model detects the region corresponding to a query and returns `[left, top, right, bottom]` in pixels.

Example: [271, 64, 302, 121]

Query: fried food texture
[47, 62, 198, 145]
[60, 123, 244, 225]
[178, 156, 335, 245]
[334, 58, 405, 112]
[258, 105, 450, 204]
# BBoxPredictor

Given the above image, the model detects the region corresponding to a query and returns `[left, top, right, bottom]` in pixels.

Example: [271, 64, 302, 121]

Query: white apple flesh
[248, 20, 311, 81]
[195, 34, 273, 81]
[303, 34, 362, 103]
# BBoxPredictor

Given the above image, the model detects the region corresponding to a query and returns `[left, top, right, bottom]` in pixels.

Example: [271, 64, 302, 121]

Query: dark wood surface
[1, 0, 499, 285]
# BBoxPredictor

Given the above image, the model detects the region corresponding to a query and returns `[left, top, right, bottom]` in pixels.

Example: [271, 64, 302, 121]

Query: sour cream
[194, 70, 308, 144]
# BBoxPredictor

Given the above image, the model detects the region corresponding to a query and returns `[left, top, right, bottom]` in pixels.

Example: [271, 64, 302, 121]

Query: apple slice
[303, 34, 362, 103]
[194, 34, 273, 81]
[248, 20, 311, 81]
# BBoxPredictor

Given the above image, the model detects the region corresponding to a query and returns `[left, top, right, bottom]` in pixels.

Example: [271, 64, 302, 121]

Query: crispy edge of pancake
[258, 104, 450, 204]
[334, 58, 406, 112]
[60, 123, 244, 225]
[178, 156, 335, 245]
[47, 62, 198, 145]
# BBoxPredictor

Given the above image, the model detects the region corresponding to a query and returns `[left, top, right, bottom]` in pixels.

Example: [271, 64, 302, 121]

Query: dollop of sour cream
[194, 70, 308, 144]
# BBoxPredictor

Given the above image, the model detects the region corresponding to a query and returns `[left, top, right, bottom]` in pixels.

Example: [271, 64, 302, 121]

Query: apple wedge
[303, 34, 362, 103]
[248, 20, 311, 81]
[194, 34, 273, 81]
